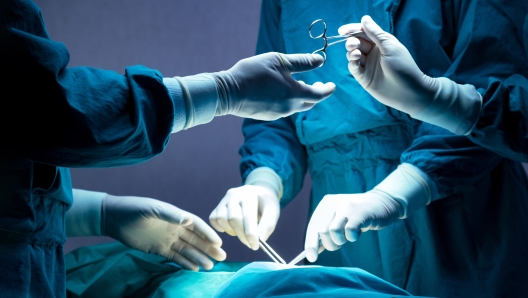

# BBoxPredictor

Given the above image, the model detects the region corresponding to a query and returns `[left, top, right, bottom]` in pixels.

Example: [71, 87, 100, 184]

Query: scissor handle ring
[309, 19, 327, 39]
[312, 49, 327, 67]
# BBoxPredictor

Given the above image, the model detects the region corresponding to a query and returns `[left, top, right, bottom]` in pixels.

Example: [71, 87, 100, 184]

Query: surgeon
[340, 15, 528, 162]
[209, 0, 528, 297]
[0, 0, 335, 297]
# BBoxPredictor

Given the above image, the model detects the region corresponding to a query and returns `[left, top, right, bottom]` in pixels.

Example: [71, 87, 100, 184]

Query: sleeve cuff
[66, 189, 107, 237]
[244, 167, 284, 200]
[373, 163, 433, 218]
[163, 77, 187, 133]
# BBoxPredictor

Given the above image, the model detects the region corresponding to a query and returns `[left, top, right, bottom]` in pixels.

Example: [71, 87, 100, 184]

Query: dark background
[34, 0, 312, 263]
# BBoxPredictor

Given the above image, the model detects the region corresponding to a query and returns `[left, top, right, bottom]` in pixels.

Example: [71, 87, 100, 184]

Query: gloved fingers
[151, 201, 193, 226]
[296, 81, 336, 101]
[170, 239, 214, 271]
[360, 15, 394, 56]
[165, 250, 199, 271]
[213, 202, 236, 236]
[344, 217, 367, 242]
[319, 227, 341, 252]
[227, 199, 251, 248]
[346, 49, 362, 62]
[179, 228, 227, 262]
[257, 199, 280, 242]
[187, 215, 223, 248]
[304, 221, 322, 263]
[240, 196, 259, 250]
[279, 53, 325, 73]
[328, 215, 348, 246]
[348, 60, 364, 78]
[347, 50, 367, 69]
[358, 53, 367, 67]
[345, 37, 373, 55]
[296, 82, 335, 104]
[209, 208, 225, 233]
[338, 23, 363, 36]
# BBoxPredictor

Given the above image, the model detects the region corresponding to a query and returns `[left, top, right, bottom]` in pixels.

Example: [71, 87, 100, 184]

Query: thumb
[280, 53, 324, 73]
[361, 15, 393, 55]
[298, 81, 336, 102]
[153, 202, 194, 226]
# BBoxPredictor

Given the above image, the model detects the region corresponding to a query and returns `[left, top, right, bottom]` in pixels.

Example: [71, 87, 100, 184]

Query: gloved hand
[304, 164, 433, 262]
[214, 52, 336, 120]
[102, 194, 226, 271]
[209, 185, 280, 251]
[339, 16, 481, 135]
[304, 190, 403, 262]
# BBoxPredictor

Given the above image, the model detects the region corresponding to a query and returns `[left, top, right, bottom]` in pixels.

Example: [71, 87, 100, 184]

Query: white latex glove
[339, 16, 481, 135]
[209, 185, 280, 251]
[305, 190, 403, 262]
[102, 194, 226, 271]
[304, 164, 432, 262]
[167, 53, 336, 131]
[215, 52, 336, 120]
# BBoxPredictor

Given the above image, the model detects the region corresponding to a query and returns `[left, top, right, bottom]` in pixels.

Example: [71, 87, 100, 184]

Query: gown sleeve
[468, 75, 528, 162]
[400, 122, 504, 199]
[400, 0, 527, 199]
[239, 0, 308, 206]
[0, 0, 179, 167]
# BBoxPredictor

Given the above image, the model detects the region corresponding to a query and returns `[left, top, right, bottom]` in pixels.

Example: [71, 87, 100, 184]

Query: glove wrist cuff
[244, 167, 283, 200]
[211, 71, 240, 116]
[413, 77, 482, 135]
[66, 189, 106, 237]
[373, 164, 431, 218]
[174, 74, 219, 129]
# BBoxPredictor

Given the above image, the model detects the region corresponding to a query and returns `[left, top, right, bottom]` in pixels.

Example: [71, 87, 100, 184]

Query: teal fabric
[240, 0, 528, 297]
[65, 242, 247, 298]
[66, 243, 427, 298]
[0, 0, 179, 296]
[214, 262, 419, 298]
[472, 75, 528, 162]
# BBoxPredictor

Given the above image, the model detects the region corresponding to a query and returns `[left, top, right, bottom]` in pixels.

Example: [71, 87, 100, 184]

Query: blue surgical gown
[240, 0, 528, 297]
[0, 1, 185, 297]
[470, 74, 528, 161]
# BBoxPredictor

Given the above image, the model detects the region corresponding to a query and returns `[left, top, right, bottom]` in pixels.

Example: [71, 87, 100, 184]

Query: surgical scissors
[309, 19, 363, 65]
[259, 239, 287, 265]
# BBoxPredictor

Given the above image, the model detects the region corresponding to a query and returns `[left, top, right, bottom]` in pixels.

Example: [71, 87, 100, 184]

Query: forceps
[259, 239, 287, 265]
[309, 19, 363, 65]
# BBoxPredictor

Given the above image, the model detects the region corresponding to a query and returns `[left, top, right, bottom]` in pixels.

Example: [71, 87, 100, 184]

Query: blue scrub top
[0, 1, 178, 296]
[240, 0, 528, 296]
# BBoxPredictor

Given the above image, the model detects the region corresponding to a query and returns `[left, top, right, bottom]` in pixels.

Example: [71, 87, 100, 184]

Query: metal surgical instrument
[309, 19, 363, 65]
[259, 239, 287, 265]
[288, 244, 326, 266]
